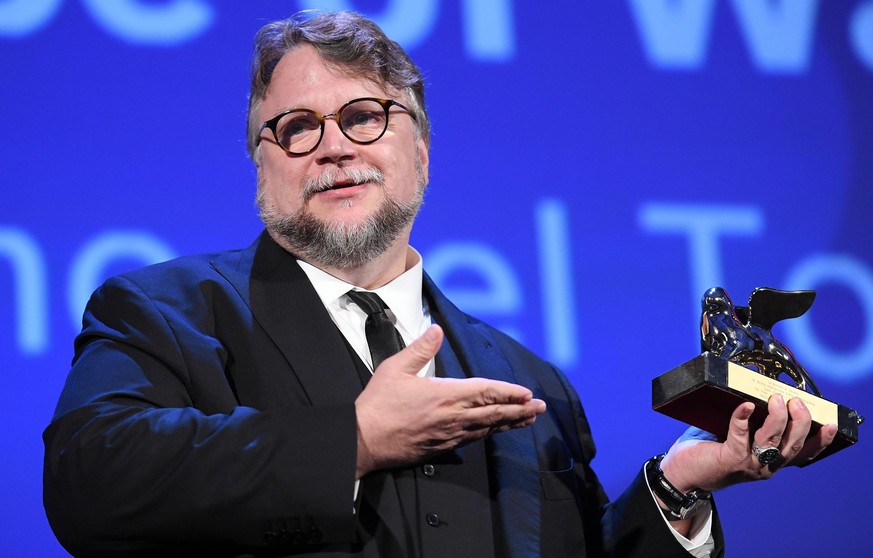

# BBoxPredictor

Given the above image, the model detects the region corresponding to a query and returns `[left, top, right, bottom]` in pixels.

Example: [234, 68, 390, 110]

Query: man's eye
[278, 114, 319, 143]
[344, 110, 382, 128]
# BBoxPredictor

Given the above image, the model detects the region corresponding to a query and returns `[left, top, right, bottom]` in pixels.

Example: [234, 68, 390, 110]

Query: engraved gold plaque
[652, 353, 860, 462]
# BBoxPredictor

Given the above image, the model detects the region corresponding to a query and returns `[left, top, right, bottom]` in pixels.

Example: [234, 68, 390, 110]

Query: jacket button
[426, 512, 440, 527]
[422, 464, 435, 477]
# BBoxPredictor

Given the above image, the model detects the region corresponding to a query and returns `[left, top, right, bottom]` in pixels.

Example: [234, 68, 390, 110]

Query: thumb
[380, 324, 443, 375]
[724, 401, 755, 454]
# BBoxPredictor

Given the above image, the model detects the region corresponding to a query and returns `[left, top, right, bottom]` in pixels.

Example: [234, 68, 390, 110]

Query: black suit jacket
[43, 232, 724, 557]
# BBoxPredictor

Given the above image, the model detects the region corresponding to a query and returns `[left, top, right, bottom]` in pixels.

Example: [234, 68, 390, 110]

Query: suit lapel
[212, 232, 362, 408]
[214, 233, 411, 554]
[425, 274, 542, 558]
[212, 241, 541, 555]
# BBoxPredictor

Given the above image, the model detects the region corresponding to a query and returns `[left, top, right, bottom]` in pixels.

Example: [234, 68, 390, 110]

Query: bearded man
[43, 11, 834, 558]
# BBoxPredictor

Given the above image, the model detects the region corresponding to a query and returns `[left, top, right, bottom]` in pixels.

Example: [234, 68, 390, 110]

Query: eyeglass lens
[275, 98, 390, 154]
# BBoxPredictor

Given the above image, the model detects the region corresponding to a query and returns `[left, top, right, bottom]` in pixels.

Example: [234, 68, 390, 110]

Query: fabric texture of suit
[43, 232, 724, 557]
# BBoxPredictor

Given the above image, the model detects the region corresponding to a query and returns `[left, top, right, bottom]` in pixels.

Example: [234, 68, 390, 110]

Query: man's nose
[315, 116, 356, 163]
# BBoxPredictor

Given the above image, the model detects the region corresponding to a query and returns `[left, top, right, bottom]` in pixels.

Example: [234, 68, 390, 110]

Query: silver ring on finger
[752, 443, 781, 465]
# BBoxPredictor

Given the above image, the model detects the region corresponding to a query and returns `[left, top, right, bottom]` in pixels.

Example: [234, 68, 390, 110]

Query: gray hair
[246, 11, 430, 159]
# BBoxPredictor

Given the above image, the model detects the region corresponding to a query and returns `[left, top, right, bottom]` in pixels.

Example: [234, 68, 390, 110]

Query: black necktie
[347, 291, 417, 555]
[346, 290, 406, 372]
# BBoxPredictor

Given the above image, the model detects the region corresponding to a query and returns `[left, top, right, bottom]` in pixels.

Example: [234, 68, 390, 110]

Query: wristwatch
[645, 453, 711, 521]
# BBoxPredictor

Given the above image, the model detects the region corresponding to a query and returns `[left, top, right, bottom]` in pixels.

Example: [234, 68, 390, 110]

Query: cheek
[395, 152, 424, 194]
[378, 148, 417, 190]
[260, 157, 305, 204]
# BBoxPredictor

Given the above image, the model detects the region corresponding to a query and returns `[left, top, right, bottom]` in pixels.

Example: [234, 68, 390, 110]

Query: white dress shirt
[297, 248, 432, 505]
[296, 248, 433, 377]
[297, 250, 713, 554]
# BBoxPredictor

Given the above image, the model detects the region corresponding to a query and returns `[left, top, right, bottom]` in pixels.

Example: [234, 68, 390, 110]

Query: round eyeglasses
[257, 97, 416, 156]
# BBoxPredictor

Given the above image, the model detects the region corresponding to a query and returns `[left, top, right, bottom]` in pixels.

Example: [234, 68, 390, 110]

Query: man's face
[254, 45, 429, 268]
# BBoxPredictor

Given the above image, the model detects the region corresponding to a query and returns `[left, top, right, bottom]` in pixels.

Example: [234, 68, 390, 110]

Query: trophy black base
[652, 353, 861, 462]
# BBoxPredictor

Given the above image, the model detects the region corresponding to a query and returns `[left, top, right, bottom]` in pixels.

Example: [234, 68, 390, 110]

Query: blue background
[2, 0, 872, 555]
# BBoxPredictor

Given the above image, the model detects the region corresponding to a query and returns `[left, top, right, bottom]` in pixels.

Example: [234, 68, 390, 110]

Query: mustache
[301, 166, 385, 200]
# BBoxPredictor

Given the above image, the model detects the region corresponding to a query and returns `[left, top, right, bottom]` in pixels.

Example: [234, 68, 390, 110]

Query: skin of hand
[652, 395, 836, 537]
[354, 324, 547, 478]
[660, 394, 838, 494]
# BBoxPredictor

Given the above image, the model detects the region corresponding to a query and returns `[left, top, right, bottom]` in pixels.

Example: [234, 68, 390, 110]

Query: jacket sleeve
[43, 274, 359, 557]
[550, 360, 726, 558]
[491, 329, 725, 558]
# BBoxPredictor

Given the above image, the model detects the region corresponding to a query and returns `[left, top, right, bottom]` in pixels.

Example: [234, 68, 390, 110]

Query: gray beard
[257, 165, 425, 269]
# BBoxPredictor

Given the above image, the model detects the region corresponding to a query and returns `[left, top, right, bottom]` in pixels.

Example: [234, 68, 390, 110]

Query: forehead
[263, 45, 395, 112]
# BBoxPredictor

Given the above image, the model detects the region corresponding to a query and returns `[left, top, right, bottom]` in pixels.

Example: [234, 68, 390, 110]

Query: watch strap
[645, 453, 711, 521]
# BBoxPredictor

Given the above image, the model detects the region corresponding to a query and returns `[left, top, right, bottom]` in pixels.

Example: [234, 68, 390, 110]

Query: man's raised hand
[354, 325, 547, 478]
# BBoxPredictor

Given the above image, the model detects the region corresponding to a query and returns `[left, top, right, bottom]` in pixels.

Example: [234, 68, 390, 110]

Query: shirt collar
[296, 248, 425, 334]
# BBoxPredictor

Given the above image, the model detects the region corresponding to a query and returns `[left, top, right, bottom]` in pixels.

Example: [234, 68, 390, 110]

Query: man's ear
[417, 139, 429, 185]
[252, 146, 262, 169]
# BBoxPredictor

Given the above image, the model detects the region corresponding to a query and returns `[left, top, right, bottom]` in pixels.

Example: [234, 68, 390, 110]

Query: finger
[379, 324, 443, 375]
[779, 398, 813, 463]
[462, 378, 534, 406]
[420, 400, 545, 452]
[723, 401, 755, 459]
[458, 399, 546, 431]
[753, 394, 789, 449]
[792, 423, 838, 466]
[452, 418, 535, 446]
